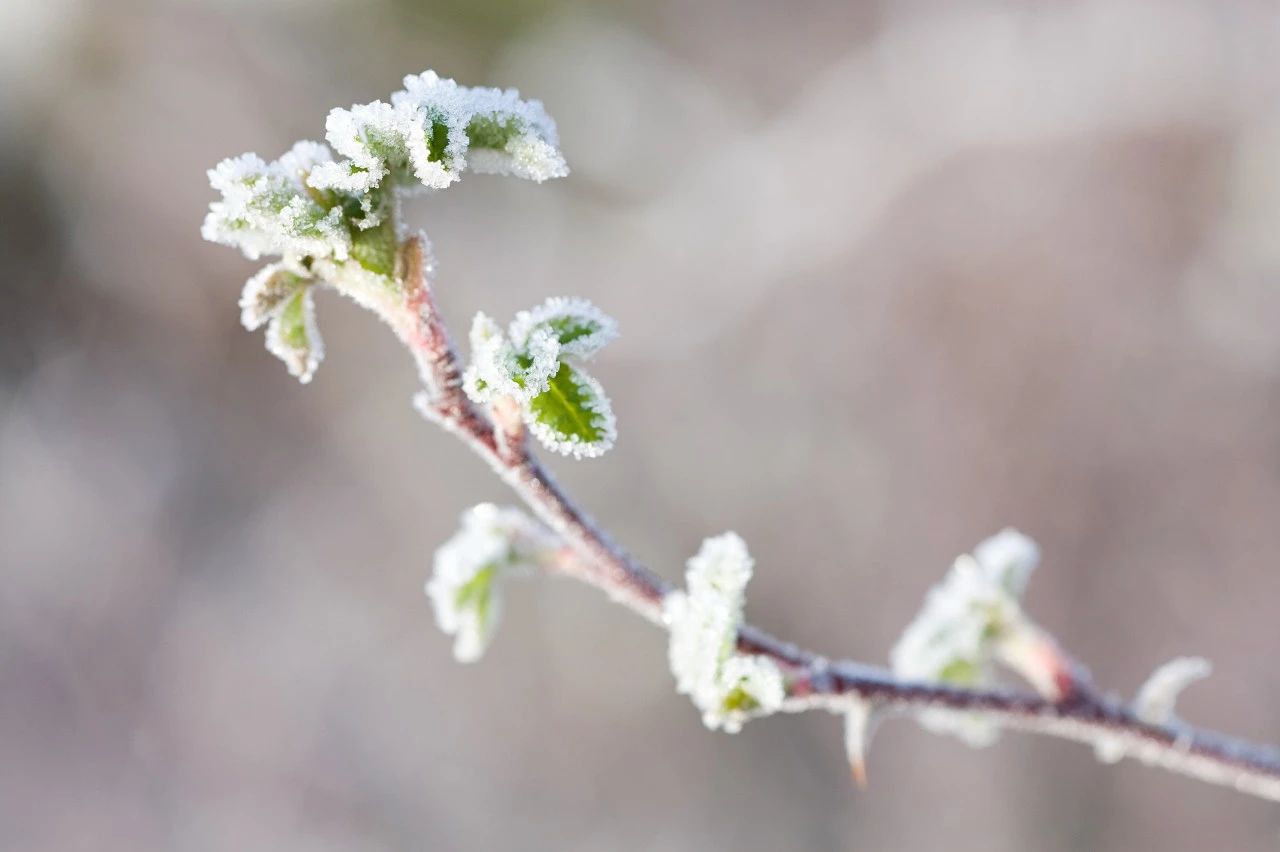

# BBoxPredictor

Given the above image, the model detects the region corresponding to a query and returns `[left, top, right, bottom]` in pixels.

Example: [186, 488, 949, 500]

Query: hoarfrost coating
[665, 533, 785, 733]
[202, 71, 569, 386]
[890, 528, 1043, 746]
[462, 298, 620, 459]
[426, 504, 558, 663]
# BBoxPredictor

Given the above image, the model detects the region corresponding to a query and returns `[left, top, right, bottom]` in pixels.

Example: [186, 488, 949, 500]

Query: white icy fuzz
[308, 70, 568, 203]
[664, 533, 785, 733]
[891, 528, 1042, 746]
[238, 262, 309, 331]
[202, 141, 351, 262]
[508, 296, 619, 361]
[461, 313, 559, 404]
[1134, 657, 1212, 725]
[426, 504, 557, 663]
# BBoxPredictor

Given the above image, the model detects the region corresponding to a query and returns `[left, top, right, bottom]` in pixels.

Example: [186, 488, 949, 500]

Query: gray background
[3, 0, 1280, 849]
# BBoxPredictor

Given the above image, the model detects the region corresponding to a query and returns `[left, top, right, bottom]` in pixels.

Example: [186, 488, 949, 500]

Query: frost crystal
[462, 298, 619, 459]
[426, 504, 557, 663]
[891, 528, 1045, 746]
[202, 142, 351, 262]
[1134, 656, 1211, 725]
[508, 296, 619, 361]
[203, 71, 571, 385]
[308, 70, 567, 205]
[664, 533, 786, 733]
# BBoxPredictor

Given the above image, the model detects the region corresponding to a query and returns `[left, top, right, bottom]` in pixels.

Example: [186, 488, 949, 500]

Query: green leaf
[350, 215, 397, 278]
[265, 286, 324, 383]
[507, 297, 618, 360]
[525, 362, 616, 458]
[467, 114, 523, 151]
[454, 563, 498, 636]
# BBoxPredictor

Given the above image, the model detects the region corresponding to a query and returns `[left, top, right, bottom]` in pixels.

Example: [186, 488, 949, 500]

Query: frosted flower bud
[664, 533, 786, 733]
[892, 528, 1051, 746]
[426, 504, 557, 663]
[202, 141, 351, 262]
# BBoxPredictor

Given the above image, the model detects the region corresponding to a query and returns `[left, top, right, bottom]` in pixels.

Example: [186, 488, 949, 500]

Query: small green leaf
[350, 215, 397, 278]
[525, 362, 616, 458]
[265, 286, 324, 383]
[455, 563, 498, 635]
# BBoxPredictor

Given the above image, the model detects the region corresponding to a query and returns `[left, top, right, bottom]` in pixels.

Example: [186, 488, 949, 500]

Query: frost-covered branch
[203, 70, 1280, 806]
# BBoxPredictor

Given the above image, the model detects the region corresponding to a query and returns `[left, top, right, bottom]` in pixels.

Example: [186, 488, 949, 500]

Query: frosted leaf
[892, 528, 1048, 746]
[396, 71, 568, 183]
[426, 503, 558, 663]
[309, 70, 567, 210]
[202, 142, 351, 262]
[239, 262, 310, 331]
[463, 300, 619, 459]
[462, 313, 559, 404]
[715, 656, 785, 734]
[524, 362, 617, 459]
[508, 297, 619, 361]
[308, 99, 457, 195]
[264, 285, 324, 384]
[664, 533, 786, 732]
[1134, 657, 1211, 725]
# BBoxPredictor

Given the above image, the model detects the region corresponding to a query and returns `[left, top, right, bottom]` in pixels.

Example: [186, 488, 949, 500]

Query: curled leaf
[265, 286, 324, 384]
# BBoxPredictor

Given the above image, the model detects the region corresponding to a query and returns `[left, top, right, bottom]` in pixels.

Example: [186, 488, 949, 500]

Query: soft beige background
[3, 0, 1280, 849]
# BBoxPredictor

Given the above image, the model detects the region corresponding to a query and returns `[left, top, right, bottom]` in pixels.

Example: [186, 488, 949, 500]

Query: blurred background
[4, 0, 1280, 848]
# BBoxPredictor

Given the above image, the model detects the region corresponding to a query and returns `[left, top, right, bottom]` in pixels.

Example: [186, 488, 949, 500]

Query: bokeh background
[4, 0, 1280, 849]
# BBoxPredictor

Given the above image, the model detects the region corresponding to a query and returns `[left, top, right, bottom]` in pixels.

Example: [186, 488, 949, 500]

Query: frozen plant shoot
[203, 70, 1280, 803]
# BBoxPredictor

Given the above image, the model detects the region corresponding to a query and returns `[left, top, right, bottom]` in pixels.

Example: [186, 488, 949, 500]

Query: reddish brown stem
[393, 237, 1280, 803]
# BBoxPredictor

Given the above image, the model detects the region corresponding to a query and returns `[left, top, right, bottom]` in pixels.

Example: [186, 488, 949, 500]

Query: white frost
[664, 533, 785, 733]
[891, 528, 1044, 746]
[426, 503, 557, 663]
[308, 70, 567, 206]
[202, 142, 351, 263]
[462, 300, 619, 459]
[508, 296, 620, 361]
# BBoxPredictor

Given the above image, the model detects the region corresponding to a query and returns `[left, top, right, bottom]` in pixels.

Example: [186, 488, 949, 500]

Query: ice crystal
[462, 298, 618, 459]
[664, 533, 785, 733]
[1134, 656, 1211, 725]
[891, 528, 1044, 746]
[426, 504, 558, 663]
[462, 313, 559, 404]
[202, 142, 351, 263]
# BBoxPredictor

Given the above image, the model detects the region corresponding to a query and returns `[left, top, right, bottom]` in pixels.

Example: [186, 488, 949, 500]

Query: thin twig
[395, 237, 1280, 803]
